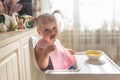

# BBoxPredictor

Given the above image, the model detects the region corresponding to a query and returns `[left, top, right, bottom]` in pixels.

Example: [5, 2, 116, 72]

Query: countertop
[0, 28, 37, 48]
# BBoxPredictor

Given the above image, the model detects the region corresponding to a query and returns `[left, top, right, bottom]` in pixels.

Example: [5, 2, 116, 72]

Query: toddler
[35, 13, 76, 71]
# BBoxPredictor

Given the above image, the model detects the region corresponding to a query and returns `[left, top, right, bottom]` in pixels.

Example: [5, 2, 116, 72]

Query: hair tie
[34, 17, 37, 21]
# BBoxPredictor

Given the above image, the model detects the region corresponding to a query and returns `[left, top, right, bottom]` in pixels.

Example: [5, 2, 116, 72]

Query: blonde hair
[35, 13, 57, 29]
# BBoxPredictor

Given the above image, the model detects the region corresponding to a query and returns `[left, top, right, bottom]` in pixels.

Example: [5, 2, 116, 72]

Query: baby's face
[41, 22, 58, 41]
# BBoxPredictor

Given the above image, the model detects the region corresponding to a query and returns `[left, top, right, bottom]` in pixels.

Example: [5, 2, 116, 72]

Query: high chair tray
[45, 61, 80, 73]
[45, 52, 120, 74]
[44, 52, 120, 80]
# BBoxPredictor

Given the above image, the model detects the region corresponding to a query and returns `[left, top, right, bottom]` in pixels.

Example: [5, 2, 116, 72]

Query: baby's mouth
[50, 34, 56, 39]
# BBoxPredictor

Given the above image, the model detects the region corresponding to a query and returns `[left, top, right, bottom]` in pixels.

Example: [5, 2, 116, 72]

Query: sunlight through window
[50, 0, 116, 31]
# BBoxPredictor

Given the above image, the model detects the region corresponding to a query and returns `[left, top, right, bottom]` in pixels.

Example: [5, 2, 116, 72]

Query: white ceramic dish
[85, 50, 102, 60]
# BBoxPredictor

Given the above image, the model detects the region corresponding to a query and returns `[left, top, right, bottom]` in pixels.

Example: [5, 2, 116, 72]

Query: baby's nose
[50, 29, 55, 34]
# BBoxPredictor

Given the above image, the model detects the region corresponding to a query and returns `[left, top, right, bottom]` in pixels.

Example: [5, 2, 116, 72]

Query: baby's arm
[67, 49, 75, 55]
[35, 44, 56, 70]
[58, 39, 75, 55]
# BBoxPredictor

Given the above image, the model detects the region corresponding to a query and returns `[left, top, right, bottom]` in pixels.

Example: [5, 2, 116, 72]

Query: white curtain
[40, 0, 51, 13]
[42, 0, 120, 61]
[73, 0, 120, 61]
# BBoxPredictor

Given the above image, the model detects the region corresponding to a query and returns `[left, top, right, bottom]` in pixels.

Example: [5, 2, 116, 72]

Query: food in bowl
[85, 50, 102, 60]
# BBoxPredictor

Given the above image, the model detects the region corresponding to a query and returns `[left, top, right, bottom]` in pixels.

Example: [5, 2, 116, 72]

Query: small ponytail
[52, 10, 61, 15]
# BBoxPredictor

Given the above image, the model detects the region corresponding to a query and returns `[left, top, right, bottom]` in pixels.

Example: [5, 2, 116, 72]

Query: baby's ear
[36, 28, 41, 35]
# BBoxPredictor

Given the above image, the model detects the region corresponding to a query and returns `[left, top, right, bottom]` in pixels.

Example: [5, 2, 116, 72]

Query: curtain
[42, 0, 120, 62]
[72, 0, 120, 61]
[62, 0, 120, 61]
[40, 0, 51, 13]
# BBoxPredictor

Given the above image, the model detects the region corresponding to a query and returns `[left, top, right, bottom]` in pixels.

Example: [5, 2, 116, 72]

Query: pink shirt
[37, 38, 76, 70]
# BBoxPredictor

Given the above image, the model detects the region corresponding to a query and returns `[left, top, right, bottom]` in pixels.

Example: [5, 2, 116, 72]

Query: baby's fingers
[46, 45, 56, 52]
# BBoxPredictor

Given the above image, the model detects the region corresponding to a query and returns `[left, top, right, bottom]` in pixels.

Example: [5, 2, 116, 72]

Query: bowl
[85, 50, 102, 60]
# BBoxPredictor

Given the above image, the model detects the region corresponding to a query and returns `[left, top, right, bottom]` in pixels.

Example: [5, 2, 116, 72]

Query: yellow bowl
[85, 50, 102, 60]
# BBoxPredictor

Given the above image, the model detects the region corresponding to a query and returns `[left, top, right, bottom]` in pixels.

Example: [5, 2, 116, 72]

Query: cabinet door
[0, 62, 7, 80]
[0, 41, 20, 80]
[20, 35, 31, 80]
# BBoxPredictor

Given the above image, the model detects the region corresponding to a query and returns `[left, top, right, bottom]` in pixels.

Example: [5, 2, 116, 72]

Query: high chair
[29, 36, 120, 80]
[29, 36, 80, 80]
[29, 36, 46, 80]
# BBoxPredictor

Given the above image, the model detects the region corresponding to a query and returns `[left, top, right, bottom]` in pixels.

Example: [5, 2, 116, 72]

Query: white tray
[44, 52, 120, 80]
[74, 52, 120, 73]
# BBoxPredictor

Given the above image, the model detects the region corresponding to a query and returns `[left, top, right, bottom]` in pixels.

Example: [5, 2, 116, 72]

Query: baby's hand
[44, 44, 56, 55]
[68, 49, 75, 55]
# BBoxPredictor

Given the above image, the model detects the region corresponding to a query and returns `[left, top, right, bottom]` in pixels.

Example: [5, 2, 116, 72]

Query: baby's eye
[53, 27, 57, 30]
[44, 29, 49, 32]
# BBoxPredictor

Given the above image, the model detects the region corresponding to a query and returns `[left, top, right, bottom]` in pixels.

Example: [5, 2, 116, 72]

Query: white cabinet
[20, 34, 34, 80]
[0, 28, 36, 80]
[0, 41, 20, 80]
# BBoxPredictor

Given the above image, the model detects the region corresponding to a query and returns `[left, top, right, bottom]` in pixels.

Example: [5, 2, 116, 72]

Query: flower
[3, 0, 23, 16]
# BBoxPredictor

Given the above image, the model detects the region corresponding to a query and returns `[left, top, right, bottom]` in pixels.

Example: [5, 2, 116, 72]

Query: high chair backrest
[29, 36, 45, 80]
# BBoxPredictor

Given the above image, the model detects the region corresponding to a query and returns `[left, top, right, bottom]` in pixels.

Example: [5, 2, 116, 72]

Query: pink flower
[3, 0, 23, 15]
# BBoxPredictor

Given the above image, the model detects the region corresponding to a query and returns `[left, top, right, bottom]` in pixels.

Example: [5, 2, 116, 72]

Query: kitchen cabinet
[0, 28, 37, 80]
[0, 41, 20, 80]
